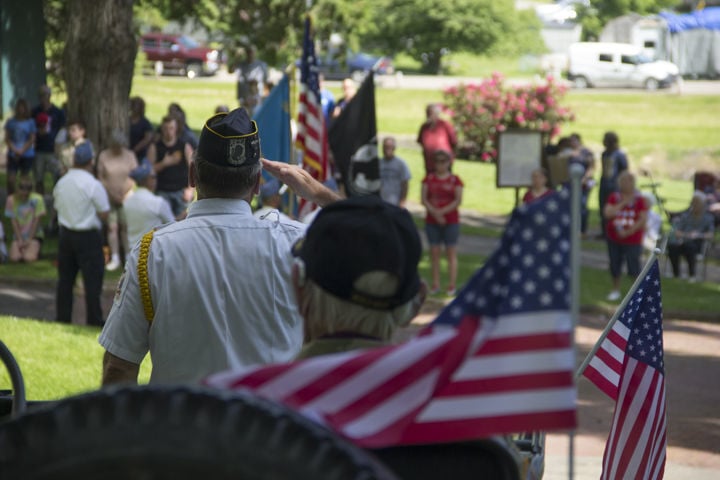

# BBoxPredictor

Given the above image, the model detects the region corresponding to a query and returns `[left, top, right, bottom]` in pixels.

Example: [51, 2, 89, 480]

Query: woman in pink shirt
[417, 103, 457, 175]
[97, 130, 138, 271]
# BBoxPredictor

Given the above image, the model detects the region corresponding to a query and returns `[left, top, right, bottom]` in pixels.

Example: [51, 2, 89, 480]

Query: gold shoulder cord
[138, 230, 155, 324]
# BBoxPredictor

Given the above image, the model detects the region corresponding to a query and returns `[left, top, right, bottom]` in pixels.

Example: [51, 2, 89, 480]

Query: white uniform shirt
[254, 206, 294, 224]
[99, 198, 306, 384]
[124, 187, 175, 246]
[379, 156, 411, 206]
[53, 168, 110, 230]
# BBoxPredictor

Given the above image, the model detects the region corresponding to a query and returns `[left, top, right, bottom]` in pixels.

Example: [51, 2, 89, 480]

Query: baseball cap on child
[197, 107, 261, 167]
[260, 179, 281, 199]
[35, 112, 49, 127]
[73, 142, 94, 166]
[292, 195, 421, 310]
[130, 160, 154, 182]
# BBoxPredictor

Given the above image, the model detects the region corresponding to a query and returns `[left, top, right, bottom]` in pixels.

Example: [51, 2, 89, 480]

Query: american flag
[583, 261, 667, 479]
[296, 16, 328, 219]
[205, 191, 577, 448]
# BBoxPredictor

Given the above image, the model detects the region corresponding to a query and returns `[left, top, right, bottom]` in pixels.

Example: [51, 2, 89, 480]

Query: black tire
[0, 385, 398, 480]
[186, 62, 202, 79]
[645, 78, 659, 91]
[572, 75, 590, 89]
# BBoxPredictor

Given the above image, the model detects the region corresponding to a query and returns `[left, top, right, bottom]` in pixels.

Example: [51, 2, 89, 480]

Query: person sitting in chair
[667, 191, 715, 283]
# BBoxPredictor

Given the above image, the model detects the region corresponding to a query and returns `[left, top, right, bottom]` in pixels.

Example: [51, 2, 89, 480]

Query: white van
[568, 42, 679, 90]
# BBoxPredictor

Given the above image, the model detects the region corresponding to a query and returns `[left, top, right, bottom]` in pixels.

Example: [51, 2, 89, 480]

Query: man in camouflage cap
[100, 108, 339, 385]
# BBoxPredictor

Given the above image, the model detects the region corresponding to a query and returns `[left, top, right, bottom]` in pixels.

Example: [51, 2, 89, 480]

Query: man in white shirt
[235, 46, 268, 115]
[53, 142, 110, 326]
[100, 108, 339, 385]
[124, 160, 175, 246]
[379, 136, 411, 207]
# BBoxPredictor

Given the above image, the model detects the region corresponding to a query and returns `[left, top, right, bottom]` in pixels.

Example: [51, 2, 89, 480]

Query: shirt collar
[186, 198, 252, 218]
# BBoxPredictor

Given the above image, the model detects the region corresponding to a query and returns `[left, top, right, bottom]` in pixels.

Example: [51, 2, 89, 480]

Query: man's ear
[411, 280, 428, 319]
[292, 258, 306, 289]
[252, 171, 262, 196]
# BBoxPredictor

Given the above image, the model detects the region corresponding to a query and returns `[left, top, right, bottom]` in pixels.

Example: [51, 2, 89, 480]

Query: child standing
[421, 149, 464, 296]
[4, 175, 46, 263]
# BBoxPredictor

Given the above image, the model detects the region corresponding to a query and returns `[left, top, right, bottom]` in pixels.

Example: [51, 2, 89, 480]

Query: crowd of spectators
[1, 82, 715, 335]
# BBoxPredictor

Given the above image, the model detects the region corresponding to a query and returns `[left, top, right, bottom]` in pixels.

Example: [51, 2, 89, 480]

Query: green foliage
[41, 0, 68, 92]
[443, 73, 575, 161]
[365, 0, 520, 74]
[131, 1, 306, 67]
[312, 0, 376, 53]
[133, 2, 169, 31]
[486, 8, 547, 58]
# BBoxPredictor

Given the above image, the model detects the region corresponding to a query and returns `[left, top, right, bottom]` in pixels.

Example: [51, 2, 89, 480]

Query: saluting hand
[261, 158, 341, 208]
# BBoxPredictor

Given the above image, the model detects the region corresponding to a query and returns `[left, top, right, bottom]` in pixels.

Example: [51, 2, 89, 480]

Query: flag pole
[286, 63, 297, 216]
[575, 239, 666, 380]
[567, 163, 584, 480]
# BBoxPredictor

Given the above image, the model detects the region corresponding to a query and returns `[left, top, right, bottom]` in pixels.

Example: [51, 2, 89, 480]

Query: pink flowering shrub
[443, 72, 575, 162]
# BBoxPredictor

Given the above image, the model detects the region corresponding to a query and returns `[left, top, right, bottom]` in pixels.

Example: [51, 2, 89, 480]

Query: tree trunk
[421, 49, 444, 75]
[63, 0, 135, 153]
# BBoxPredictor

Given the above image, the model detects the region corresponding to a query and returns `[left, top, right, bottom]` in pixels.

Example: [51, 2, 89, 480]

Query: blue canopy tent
[659, 7, 720, 77]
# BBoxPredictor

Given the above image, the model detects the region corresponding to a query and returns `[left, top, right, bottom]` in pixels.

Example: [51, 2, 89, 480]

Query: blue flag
[253, 73, 291, 168]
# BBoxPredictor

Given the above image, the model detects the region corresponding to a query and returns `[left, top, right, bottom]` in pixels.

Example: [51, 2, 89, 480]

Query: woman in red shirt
[603, 171, 648, 301]
[421, 149, 464, 296]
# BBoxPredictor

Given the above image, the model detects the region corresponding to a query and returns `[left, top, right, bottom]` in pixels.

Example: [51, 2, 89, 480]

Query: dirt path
[550, 314, 720, 472]
[409, 308, 720, 476]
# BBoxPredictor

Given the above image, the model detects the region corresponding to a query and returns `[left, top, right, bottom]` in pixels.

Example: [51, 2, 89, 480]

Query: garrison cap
[198, 107, 261, 167]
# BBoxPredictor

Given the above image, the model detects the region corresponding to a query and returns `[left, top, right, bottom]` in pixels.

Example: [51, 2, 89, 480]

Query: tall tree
[363, 0, 519, 74]
[62, 0, 136, 151]
[145, 0, 309, 67]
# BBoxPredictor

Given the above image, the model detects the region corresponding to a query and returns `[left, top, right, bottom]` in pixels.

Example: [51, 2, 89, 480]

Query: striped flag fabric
[296, 16, 328, 219]
[583, 260, 667, 479]
[205, 191, 577, 448]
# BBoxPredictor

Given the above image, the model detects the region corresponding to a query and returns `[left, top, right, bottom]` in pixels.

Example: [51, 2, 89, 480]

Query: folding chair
[693, 171, 718, 194]
[663, 210, 712, 281]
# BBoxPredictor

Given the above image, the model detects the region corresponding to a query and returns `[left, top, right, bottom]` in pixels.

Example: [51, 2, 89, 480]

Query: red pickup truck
[141, 33, 220, 79]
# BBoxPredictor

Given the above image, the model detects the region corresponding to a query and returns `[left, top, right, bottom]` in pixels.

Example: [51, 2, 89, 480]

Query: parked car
[568, 42, 680, 90]
[315, 50, 394, 82]
[140, 33, 220, 79]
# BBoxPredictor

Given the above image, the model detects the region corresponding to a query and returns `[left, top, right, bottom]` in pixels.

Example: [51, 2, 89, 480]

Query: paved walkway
[408, 201, 720, 281]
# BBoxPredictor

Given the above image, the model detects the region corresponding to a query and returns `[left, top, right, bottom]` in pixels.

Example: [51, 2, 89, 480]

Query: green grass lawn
[392, 52, 544, 78]
[0, 316, 151, 400]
